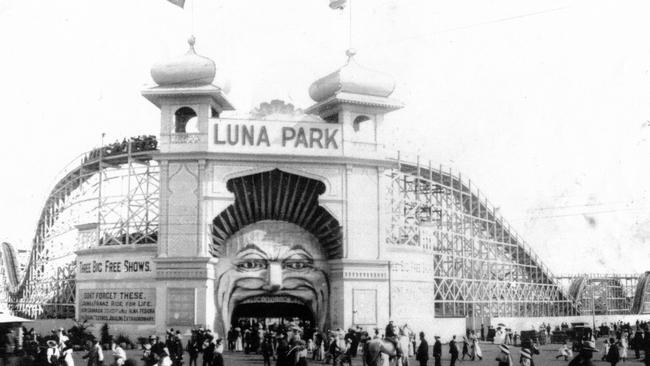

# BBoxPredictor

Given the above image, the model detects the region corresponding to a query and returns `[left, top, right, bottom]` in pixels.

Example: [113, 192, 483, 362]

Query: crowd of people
[216, 320, 372, 366]
[3, 319, 650, 366]
[82, 135, 157, 164]
[0, 327, 130, 366]
[489, 319, 650, 366]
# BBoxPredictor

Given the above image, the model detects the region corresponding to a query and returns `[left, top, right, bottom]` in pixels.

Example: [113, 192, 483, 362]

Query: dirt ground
[58, 340, 646, 366]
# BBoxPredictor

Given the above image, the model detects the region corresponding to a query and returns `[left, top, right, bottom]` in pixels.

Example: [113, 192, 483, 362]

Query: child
[602, 339, 610, 361]
[461, 337, 470, 360]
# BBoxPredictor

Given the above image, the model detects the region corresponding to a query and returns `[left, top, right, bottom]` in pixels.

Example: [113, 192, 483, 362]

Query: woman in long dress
[619, 333, 629, 362]
[472, 335, 482, 360]
[61, 341, 74, 366]
[235, 327, 243, 352]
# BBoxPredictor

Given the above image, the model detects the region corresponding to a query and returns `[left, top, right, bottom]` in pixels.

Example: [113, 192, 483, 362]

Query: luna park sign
[209, 119, 342, 155]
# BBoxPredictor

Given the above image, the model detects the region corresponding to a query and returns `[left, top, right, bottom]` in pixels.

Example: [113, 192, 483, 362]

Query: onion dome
[308, 49, 396, 103]
[151, 36, 217, 87]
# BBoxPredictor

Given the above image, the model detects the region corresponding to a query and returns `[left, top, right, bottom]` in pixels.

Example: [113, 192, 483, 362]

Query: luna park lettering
[79, 260, 151, 274]
[214, 123, 339, 149]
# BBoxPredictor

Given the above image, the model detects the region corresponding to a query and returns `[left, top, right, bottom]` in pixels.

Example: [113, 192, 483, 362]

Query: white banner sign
[78, 288, 155, 323]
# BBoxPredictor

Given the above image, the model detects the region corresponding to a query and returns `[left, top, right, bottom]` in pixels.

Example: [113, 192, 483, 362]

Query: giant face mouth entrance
[231, 296, 315, 327]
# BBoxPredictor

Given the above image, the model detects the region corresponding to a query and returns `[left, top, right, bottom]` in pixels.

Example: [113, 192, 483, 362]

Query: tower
[305, 50, 404, 329]
[143, 36, 234, 153]
[142, 37, 234, 332]
[306, 49, 403, 156]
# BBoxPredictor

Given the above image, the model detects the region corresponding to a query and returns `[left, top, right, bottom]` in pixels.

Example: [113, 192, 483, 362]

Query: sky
[0, 0, 649, 275]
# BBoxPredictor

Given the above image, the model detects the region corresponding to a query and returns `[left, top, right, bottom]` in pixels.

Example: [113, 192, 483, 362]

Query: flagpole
[191, 0, 195, 37]
[348, 0, 353, 51]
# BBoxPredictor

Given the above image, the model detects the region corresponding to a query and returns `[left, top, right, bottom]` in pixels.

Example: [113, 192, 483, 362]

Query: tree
[100, 323, 112, 349]
[68, 319, 96, 347]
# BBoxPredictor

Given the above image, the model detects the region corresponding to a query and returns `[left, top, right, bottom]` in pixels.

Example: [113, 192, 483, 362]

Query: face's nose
[265, 262, 282, 292]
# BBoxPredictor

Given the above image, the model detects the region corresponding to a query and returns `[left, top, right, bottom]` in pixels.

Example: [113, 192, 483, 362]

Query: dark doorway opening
[231, 302, 314, 328]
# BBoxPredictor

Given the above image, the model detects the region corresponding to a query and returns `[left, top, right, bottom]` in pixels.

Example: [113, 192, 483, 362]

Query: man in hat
[149, 335, 165, 360]
[633, 329, 644, 360]
[46, 340, 60, 365]
[433, 336, 442, 366]
[449, 335, 459, 366]
[83, 339, 104, 366]
[169, 331, 184, 366]
[416, 332, 429, 366]
[165, 330, 175, 356]
[344, 329, 356, 358]
[605, 338, 620, 366]
[261, 335, 274, 366]
[352, 327, 362, 358]
[569, 341, 598, 366]
[187, 330, 200, 366]
[276, 333, 290, 366]
[202, 334, 215, 366]
[197, 328, 206, 347]
[227, 328, 235, 352]
[142, 342, 156, 366]
[324, 331, 340, 365]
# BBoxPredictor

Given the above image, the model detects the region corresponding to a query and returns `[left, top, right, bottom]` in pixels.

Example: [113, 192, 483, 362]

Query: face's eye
[283, 260, 312, 271]
[236, 259, 267, 271]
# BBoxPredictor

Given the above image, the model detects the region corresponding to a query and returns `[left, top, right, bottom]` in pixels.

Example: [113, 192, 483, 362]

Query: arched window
[174, 107, 198, 133]
[352, 115, 371, 132]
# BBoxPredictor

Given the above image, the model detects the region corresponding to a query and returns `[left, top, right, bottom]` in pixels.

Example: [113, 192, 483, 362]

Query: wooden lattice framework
[385, 157, 578, 318]
[4, 142, 649, 319]
[0, 138, 159, 318]
[558, 274, 640, 315]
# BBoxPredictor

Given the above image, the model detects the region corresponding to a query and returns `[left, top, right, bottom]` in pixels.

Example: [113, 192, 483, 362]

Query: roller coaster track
[632, 272, 650, 314]
[389, 160, 578, 316]
[1, 242, 19, 287]
[0, 137, 159, 317]
[2, 140, 647, 317]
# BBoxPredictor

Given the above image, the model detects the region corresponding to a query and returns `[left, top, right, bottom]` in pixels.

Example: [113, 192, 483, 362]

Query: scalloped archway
[210, 169, 342, 259]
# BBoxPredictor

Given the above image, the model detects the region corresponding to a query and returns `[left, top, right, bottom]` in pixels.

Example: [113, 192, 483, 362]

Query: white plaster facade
[74, 46, 466, 340]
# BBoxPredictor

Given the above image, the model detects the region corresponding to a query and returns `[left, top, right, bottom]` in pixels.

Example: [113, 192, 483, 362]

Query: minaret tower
[305, 51, 403, 329]
[143, 36, 234, 153]
[306, 49, 403, 154]
[142, 38, 234, 332]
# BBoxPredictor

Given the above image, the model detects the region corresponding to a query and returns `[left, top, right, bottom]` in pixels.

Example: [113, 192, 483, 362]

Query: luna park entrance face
[214, 221, 330, 335]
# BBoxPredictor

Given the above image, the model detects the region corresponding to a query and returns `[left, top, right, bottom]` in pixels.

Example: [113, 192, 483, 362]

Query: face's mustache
[228, 277, 321, 302]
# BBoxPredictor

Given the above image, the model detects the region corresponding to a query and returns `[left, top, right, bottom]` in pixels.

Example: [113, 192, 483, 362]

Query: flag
[167, 0, 185, 8]
[329, 0, 346, 10]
